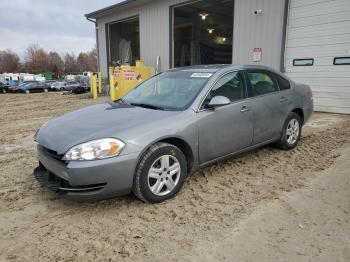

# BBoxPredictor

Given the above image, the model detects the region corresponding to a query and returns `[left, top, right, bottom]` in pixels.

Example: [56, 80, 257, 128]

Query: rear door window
[275, 74, 291, 91]
[247, 71, 279, 96]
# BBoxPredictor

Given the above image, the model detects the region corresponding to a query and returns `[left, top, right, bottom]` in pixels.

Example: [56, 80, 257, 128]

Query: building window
[333, 57, 350, 65]
[293, 58, 314, 66]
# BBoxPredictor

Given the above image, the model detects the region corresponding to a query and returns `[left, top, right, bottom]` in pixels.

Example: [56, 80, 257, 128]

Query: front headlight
[63, 138, 125, 161]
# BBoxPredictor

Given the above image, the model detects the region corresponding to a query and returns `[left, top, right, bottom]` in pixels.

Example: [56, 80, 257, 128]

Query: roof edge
[85, 0, 136, 19]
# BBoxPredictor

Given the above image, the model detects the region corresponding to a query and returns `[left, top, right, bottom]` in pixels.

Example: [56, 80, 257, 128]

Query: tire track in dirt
[0, 93, 349, 261]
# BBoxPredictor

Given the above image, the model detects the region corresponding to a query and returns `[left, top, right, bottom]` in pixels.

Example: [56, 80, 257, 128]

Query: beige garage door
[285, 0, 350, 114]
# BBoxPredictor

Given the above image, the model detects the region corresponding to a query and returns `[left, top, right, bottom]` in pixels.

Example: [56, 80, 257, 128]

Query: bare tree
[77, 48, 97, 72]
[48, 51, 64, 77]
[0, 45, 97, 75]
[77, 52, 90, 72]
[0, 49, 20, 73]
[24, 44, 49, 74]
[64, 53, 80, 74]
[88, 48, 97, 72]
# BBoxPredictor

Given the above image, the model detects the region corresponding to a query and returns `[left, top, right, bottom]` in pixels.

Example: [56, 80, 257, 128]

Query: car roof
[167, 64, 279, 73]
[169, 64, 231, 73]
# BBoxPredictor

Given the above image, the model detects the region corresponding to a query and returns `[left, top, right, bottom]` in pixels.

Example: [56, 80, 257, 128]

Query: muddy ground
[0, 93, 349, 261]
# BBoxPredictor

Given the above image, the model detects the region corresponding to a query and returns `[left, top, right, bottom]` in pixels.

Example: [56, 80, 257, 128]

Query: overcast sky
[0, 0, 123, 59]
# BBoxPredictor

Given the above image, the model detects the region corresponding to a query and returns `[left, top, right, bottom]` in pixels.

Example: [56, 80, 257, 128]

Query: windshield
[123, 71, 213, 110]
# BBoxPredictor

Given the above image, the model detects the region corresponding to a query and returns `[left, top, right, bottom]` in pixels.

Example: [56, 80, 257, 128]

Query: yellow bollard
[90, 75, 93, 94]
[109, 67, 116, 101]
[92, 74, 98, 99]
[98, 72, 103, 94]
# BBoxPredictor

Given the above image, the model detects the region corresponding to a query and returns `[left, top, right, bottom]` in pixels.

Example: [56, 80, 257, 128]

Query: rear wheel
[133, 143, 187, 203]
[276, 112, 302, 150]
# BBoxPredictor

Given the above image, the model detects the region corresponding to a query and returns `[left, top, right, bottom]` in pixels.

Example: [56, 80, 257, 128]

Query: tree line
[0, 44, 97, 75]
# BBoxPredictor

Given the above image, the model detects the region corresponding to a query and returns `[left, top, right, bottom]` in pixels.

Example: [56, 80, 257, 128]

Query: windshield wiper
[130, 103, 165, 110]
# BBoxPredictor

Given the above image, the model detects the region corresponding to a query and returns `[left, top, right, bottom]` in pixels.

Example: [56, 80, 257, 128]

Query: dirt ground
[0, 93, 349, 262]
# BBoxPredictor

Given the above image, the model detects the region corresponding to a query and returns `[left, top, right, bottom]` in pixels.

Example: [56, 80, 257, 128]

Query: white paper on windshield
[190, 73, 213, 78]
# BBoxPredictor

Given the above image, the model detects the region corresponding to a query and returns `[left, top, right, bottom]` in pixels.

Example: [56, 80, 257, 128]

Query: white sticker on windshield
[191, 73, 213, 78]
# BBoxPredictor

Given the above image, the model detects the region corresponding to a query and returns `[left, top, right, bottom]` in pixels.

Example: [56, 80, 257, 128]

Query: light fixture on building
[222, 37, 227, 42]
[208, 28, 214, 34]
[199, 12, 209, 20]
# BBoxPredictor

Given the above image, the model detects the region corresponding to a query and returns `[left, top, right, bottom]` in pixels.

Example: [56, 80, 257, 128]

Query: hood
[36, 102, 179, 154]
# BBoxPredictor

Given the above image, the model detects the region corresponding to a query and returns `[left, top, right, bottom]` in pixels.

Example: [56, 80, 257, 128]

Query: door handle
[280, 97, 288, 102]
[240, 106, 250, 113]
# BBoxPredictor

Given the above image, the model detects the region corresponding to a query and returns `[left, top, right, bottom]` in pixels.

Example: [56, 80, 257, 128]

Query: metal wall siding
[96, 0, 286, 75]
[232, 0, 286, 70]
[285, 0, 350, 114]
[96, 0, 188, 76]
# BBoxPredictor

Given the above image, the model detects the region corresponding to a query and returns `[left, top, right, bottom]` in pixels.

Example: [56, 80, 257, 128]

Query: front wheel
[133, 143, 187, 203]
[276, 112, 302, 150]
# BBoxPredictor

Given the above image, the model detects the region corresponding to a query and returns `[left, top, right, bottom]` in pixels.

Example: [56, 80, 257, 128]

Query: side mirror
[207, 96, 231, 108]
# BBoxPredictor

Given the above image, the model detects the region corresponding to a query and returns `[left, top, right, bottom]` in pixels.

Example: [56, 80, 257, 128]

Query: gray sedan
[34, 65, 313, 203]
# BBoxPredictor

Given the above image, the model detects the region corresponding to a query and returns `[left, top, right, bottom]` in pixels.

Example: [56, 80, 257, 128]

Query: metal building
[86, 0, 350, 114]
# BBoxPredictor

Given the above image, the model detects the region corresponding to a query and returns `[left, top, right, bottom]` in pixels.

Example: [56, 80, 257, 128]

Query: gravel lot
[0, 93, 349, 261]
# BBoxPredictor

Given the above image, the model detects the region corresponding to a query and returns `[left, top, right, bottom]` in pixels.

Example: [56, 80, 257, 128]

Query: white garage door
[285, 0, 350, 114]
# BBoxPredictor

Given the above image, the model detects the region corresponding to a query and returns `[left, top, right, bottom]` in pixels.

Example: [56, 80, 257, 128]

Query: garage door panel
[287, 71, 350, 78]
[285, 66, 350, 73]
[314, 91, 350, 99]
[291, 0, 341, 8]
[314, 97, 350, 108]
[284, 0, 349, 113]
[289, 0, 350, 19]
[287, 46, 350, 59]
[286, 57, 340, 67]
[314, 105, 350, 114]
[288, 11, 350, 29]
[287, 22, 350, 40]
[291, 80, 350, 90]
[286, 33, 350, 48]
[309, 85, 350, 93]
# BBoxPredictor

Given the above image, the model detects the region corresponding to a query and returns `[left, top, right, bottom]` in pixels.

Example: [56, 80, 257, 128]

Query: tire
[276, 112, 302, 150]
[2, 89, 6, 94]
[133, 142, 187, 203]
[44, 88, 48, 93]
[25, 90, 30, 94]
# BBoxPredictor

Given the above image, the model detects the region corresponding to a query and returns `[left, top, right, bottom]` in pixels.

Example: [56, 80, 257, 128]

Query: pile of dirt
[0, 93, 349, 261]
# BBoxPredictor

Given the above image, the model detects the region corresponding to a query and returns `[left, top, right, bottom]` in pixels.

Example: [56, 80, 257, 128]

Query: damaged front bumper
[33, 144, 140, 200]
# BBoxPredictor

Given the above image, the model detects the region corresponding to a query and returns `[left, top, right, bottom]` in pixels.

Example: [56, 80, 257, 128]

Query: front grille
[34, 163, 106, 194]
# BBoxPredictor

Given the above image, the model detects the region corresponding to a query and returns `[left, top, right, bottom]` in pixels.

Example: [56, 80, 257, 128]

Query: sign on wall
[253, 48, 262, 62]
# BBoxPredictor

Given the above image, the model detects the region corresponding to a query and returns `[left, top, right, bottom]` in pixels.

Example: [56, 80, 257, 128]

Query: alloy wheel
[286, 119, 300, 145]
[147, 155, 181, 196]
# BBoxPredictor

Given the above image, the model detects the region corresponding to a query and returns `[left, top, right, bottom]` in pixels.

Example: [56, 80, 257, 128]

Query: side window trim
[245, 69, 280, 98]
[198, 70, 248, 111]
